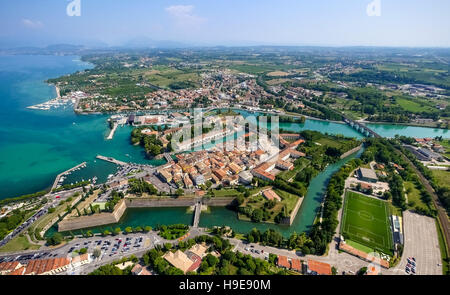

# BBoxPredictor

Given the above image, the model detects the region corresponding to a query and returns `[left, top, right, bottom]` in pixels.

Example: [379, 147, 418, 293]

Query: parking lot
[388, 211, 442, 275]
[0, 232, 164, 273]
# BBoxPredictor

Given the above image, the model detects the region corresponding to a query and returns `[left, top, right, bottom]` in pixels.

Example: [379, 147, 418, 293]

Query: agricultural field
[395, 97, 437, 113]
[341, 191, 394, 256]
[143, 66, 200, 89]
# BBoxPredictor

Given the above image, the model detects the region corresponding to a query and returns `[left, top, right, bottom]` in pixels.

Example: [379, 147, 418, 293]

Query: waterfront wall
[44, 194, 83, 236]
[57, 196, 237, 232]
[203, 197, 236, 207]
[340, 144, 362, 159]
[280, 197, 303, 226]
[125, 198, 196, 208]
[58, 199, 127, 232]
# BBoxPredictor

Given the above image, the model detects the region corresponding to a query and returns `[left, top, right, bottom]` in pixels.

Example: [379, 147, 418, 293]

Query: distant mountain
[122, 37, 190, 49]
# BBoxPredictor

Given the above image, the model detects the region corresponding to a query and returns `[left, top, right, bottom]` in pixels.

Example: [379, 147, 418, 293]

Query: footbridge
[163, 153, 174, 163]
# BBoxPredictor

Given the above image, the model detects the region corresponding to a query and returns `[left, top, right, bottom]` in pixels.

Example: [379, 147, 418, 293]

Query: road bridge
[193, 200, 202, 228]
[343, 118, 381, 138]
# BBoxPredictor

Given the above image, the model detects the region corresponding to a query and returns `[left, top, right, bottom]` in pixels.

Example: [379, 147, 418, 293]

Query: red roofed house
[0, 261, 22, 275]
[306, 260, 332, 275]
[263, 189, 282, 202]
[290, 259, 302, 272]
[277, 255, 290, 269]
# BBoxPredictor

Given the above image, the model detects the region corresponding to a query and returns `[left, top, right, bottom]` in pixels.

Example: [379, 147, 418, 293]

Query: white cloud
[22, 19, 44, 29]
[165, 5, 206, 26]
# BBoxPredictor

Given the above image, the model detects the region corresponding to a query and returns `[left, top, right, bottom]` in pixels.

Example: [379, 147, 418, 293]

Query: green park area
[0, 234, 41, 253]
[341, 191, 394, 256]
[238, 189, 300, 224]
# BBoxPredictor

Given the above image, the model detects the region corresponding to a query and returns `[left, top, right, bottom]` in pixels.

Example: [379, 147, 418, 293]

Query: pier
[193, 200, 202, 228]
[106, 123, 118, 140]
[96, 155, 129, 166]
[51, 162, 87, 192]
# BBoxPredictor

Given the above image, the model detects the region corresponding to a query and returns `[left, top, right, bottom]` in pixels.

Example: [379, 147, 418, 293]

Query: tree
[206, 254, 219, 267]
[144, 226, 152, 232]
[125, 227, 133, 234]
[103, 230, 111, 236]
[46, 233, 63, 246]
[175, 188, 184, 197]
[113, 227, 122, 236]
[251, 209, 263, 222]
[93, 248, 101, 259]
[164, 243, 172, 251]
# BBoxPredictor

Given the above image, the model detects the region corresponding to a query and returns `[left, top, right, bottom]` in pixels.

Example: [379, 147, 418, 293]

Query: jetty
[96, 155, 128, 166]
[106, 123, 118, 140]
[51, 162, 87, 192]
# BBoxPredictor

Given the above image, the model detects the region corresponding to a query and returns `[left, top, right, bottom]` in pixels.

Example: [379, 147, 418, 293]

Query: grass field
[0, 234, 41, 253]
[211, 189, 242, 198]
[396, 97, 436, 113]
[404, 181, 429, 210]
[431, 169, 450, 190]
[341, 191, 394, 255]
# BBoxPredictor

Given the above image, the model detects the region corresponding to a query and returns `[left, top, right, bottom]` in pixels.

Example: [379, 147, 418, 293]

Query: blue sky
[0, 0, 449, 47]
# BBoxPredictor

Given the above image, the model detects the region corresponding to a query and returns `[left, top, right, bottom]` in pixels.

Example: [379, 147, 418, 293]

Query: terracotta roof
[0, 261, 20, 272]
[255, 150, 265, 156]
[307, 260, 332, 275]
[290, 259, 302, 271]
[24, 258, 70, 275]
[339, 242, 389, 269]
[71, 254, 89, 264]
[277, 255, 290, 268]
[263, 189, 281, 202]
[7, 266, 25, 276]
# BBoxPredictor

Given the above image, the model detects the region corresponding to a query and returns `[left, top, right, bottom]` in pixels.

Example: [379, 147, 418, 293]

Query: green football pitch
[341, 191, 394, 255]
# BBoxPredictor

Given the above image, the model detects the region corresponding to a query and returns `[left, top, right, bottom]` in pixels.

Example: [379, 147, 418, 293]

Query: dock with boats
[51, 162, 87, 192]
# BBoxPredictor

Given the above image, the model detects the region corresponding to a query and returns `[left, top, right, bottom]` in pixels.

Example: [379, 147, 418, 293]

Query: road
[0, 188, 83, 248]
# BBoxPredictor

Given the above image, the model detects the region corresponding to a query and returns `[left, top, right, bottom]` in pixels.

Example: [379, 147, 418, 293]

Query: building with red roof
[277, 255, 290, 269]
[307, 260, 332, 275]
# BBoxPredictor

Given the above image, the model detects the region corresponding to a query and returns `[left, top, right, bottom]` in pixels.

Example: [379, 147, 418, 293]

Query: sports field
[341, 191, 394, 255]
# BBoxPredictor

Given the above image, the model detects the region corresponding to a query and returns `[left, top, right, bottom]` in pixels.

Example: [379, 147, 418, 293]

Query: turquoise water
[45, 207, 192, 237]
[366, 123, 449, 138]
[0, 55, 161, 199]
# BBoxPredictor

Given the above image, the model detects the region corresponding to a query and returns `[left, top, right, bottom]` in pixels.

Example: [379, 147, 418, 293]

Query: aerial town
[1, 2, 450, 282]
